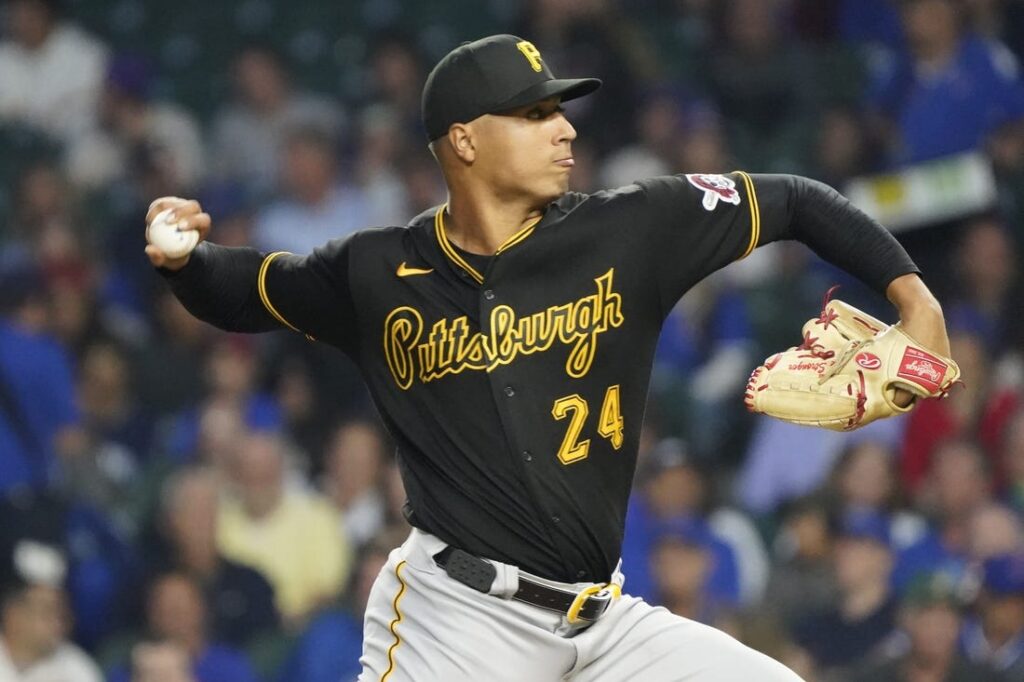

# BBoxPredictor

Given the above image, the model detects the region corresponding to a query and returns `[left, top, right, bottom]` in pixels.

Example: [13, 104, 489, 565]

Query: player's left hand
[744, 292, 961, 431]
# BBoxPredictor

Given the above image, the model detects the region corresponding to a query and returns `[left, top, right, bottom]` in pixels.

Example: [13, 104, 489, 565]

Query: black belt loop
[433, 546, 615, 623]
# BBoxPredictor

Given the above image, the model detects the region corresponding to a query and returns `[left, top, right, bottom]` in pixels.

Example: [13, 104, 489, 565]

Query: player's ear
[449, 124, 475, 164]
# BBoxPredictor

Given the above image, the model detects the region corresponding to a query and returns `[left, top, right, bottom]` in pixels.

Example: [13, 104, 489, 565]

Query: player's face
[472, 96, 577, 205]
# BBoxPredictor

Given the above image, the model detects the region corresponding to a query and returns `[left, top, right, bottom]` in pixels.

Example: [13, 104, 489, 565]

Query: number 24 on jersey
[551, 385, 624, 465]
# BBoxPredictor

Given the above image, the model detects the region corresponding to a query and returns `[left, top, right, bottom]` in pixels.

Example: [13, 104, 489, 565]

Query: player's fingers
[144, 244, 167, 267]
[178, 212, 212, 241]
[146, 196, 186, 224]
[169, 199, 201, 222]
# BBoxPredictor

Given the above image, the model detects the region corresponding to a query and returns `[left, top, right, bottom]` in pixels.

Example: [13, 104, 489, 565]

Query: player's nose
[554, 113, 577, 144]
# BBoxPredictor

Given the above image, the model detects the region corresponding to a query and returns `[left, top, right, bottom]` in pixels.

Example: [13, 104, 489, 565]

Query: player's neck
[444, 193, 543, 255]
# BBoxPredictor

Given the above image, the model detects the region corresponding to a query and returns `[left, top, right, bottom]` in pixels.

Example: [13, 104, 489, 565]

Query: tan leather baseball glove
[744, 290, 961, 431]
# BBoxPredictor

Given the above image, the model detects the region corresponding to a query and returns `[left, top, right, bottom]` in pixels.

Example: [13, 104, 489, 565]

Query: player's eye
[526, 105, 565, 120]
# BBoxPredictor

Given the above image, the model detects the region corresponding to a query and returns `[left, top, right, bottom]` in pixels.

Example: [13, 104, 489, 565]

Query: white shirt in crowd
[0, 637, 102, 682]
[0, 23, 109, 141]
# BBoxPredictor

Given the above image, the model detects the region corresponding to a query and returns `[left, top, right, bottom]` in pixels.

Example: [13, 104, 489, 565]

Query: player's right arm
[145, 196, 357, 351]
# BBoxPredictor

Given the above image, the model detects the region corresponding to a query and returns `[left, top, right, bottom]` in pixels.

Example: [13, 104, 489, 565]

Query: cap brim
[492, 77, 602, 112]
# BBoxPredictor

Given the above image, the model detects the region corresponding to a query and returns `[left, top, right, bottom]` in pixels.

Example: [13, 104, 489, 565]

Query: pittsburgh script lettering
[384, 269, 624, 389]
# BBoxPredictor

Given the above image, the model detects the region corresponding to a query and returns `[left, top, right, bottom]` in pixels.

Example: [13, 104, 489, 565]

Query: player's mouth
[554, 157, 575, 168]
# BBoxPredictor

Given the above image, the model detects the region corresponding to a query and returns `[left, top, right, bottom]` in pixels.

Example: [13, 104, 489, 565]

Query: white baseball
[146, 208, 200, 259]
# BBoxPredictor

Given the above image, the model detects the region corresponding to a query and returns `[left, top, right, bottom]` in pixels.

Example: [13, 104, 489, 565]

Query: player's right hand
[144, 196, 211, 271]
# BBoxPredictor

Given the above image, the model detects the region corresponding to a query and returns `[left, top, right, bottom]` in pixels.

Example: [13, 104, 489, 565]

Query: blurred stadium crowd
[2, 0, 1024, 680]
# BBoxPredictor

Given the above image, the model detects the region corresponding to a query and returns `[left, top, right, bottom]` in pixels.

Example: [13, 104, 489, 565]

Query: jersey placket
[435, 206, 579, 576]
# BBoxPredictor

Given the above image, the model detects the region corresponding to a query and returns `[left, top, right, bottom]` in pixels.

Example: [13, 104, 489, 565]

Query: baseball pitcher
[147, 35, 958, 681]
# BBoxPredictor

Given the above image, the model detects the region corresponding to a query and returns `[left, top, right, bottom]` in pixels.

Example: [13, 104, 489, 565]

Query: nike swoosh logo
[397, 262, 434, 277]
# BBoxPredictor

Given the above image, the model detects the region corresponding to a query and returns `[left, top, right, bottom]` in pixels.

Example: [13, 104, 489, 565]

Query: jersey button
[551, 515, 560, 523]
[522, 450, 532, 462]
[577, 570, 587, 580]
[503, 385, 515, 397]
[483, 289, 495, 300]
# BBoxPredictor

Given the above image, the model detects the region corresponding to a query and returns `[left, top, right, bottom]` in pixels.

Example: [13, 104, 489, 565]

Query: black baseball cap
[421, 34, 601, 142]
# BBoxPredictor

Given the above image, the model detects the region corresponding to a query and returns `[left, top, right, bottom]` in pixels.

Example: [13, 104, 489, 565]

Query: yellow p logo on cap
[516, 40, 543, 72]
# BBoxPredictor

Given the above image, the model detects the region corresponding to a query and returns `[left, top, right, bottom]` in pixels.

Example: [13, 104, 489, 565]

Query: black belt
[433, 546, 617, 623]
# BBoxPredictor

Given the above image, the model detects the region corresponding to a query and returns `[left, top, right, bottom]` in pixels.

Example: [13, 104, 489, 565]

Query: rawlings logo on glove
[744, 289, 961, 431]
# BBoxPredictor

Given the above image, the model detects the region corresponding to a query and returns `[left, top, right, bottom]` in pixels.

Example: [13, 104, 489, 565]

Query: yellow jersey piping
[258, 252, 314, 340]
[380, 560, 408, 682]
[434, 205, 544, 283]
[735, 171, 760, 260]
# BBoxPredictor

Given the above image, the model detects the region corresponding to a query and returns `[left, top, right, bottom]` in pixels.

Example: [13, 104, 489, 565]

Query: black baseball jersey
[164, 172, 917, 582]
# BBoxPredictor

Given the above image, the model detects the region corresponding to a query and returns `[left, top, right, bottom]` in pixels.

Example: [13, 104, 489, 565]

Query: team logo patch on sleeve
[686, 174, 742, 211]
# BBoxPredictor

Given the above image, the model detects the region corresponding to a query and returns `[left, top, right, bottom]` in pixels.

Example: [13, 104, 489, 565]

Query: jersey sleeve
[257, 234, 359, 353]
[634, 171, 763, 312]
[162, 235, 358, 354]
[633, 172, 919, 316]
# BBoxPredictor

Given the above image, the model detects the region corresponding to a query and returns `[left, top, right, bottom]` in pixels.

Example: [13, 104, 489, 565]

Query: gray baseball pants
[358, 528, 803, 681]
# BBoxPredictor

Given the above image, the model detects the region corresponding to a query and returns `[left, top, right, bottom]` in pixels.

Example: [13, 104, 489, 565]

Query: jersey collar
[433, 204, 543, 284]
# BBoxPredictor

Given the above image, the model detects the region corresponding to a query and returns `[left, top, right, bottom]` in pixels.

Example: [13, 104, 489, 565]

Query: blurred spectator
[867, 0, 1024, 166]
[669, 102, 733, 175]
[77, 341, 154, 460]
[4, 161, 75, 256]
[108, 572, 257, 682]
[734, 613, 818, 682]
[361, 32, 426, 138]
[967, 502, 1024, 562]
[66, 54, 204, 192]
[0, 539, 102, 681]
[1005, 409, 1024, 513]
[0, 259, 85, 495]
[900, 331, 1018, 494]
[812, 106, 875, 186]
[762, 496, 838, 628]
[152, 467, 279, 647]
[961, 552, 1024, 678]
[132, 291, 209, 418]
[837, 0, 904, 52]
[947, 217, 1020, 355]
[398, 149, 447, 214]
[598, 88, 679, 187]
[894, 439, 993, 591]
[125, 640, 195, 682]
[217, 432, 351, 629]
[0, 0, 109, 142]
[280, 529, 407, 682]
[65, 342, 153, 524]
[850, 572, 997, 682]
[622, 439, 744, 607]
[826, 440, 928, 550]
[651, 279, 756, 458]
[737, 412, 905, 515]
[270, 356, 325, 462]
[701, 0, 818, 172]
[793, 509, 898, 674]
[321, 419, 389, 549]
[352, 105, 411, 226]
[649, 527, 734, 630]
[252, 126, 376, 254]
[163, 334, 281, 463]
[209, 44, 345, 198]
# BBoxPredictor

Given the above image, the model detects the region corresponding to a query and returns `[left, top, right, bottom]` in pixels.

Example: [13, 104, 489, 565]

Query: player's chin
[540, 176, 571, 202]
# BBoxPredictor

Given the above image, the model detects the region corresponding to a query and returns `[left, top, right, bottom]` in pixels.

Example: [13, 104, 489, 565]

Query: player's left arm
[752, 174, 948, 350]
[751, 174, 950, 405]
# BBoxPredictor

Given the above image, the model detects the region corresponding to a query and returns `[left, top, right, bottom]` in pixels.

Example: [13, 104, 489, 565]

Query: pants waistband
[403, 529, 624, 624]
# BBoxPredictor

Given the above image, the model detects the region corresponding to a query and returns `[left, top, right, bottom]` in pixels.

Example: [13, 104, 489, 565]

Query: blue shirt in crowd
[0, 319, 79, 494]
[108, 644, 258, 682]
[278, 609, 364, 682]
[869, 34, 1024, 165]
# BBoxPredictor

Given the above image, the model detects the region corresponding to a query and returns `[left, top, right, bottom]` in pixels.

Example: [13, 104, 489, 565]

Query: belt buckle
[565, 582, 621, 625]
